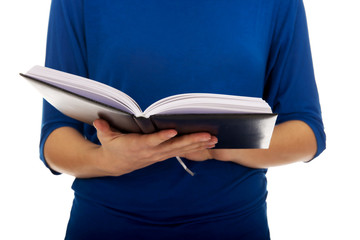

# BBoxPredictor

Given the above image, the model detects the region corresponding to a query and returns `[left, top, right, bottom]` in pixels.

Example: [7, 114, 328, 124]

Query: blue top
[41, 0, 326, 239]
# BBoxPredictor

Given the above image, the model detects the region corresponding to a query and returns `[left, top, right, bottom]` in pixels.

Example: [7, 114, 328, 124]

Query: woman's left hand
[181, 148, 215, 161]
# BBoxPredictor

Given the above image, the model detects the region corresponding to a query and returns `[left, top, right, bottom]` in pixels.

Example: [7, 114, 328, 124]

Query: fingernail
[200, 136, 212, 142]
[210, 136, 218, 144]
[167, 131, 177, 138]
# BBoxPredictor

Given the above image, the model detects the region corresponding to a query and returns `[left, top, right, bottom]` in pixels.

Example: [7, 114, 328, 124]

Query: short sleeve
[264, 0, 326, 159]
[40, 0, 88, 174]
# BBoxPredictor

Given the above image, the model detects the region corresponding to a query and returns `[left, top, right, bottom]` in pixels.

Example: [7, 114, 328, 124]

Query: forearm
[211, 120, 317, 168]
[44, 127, 106, 178]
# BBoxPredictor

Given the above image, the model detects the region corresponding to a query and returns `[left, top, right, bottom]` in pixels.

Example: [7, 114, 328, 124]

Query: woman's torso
[72, 0, 278, 229]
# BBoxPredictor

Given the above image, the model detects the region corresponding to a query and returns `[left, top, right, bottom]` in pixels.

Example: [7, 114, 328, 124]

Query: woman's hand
[180, 149, 214, 161]
[93, 119, 218, 176]
[184, 120, 318, 169]
[183, 120, 318, 169]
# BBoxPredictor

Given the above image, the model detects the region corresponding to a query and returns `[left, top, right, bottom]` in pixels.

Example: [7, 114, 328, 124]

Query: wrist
[76, 144, 115, 178]
[88, 144, 132, 177]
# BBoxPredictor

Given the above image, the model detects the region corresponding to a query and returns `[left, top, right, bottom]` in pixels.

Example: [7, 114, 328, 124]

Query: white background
[1, 1, 359, 239]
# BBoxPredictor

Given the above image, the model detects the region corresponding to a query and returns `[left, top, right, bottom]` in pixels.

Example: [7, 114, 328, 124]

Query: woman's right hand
[92, 119, 217, 176]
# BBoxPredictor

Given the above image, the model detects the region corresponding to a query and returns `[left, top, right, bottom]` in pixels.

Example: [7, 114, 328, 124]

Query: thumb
[93, 119, 118, 140]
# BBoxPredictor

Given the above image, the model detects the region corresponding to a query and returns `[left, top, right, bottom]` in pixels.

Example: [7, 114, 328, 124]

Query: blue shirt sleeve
[40, 0, 88, 174]
[264, 0, 326, 159]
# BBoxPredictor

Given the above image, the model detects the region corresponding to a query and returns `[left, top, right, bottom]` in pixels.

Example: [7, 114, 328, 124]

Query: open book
[21, 65, 277, 149]
[21, 65, 278, 175]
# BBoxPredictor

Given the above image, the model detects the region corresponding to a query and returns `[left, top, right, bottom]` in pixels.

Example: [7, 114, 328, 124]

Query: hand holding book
[92, 119, 217, 176]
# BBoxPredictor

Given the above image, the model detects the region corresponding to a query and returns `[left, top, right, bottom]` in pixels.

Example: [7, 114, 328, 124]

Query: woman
[41, 0, 326, 239]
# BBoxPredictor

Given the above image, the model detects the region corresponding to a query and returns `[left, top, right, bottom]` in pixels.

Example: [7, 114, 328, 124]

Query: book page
[25, 66, 142, 116]
[144, 93, 272, 117]
[24, 66, 272, 119]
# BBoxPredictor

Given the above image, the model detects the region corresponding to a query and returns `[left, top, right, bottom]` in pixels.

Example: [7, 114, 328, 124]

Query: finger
[144, 129, 178, 147]
[176, 135, 217, 152]
[157, 134, 217, 158]
[93, 119, 122, 140]
[176, 137, 217, 154]
[160, 142, 215, 161]
[159, 132, 214, 150]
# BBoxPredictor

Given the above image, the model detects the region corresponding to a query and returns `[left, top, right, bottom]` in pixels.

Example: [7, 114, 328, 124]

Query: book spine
[133, 116, 157, 134]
